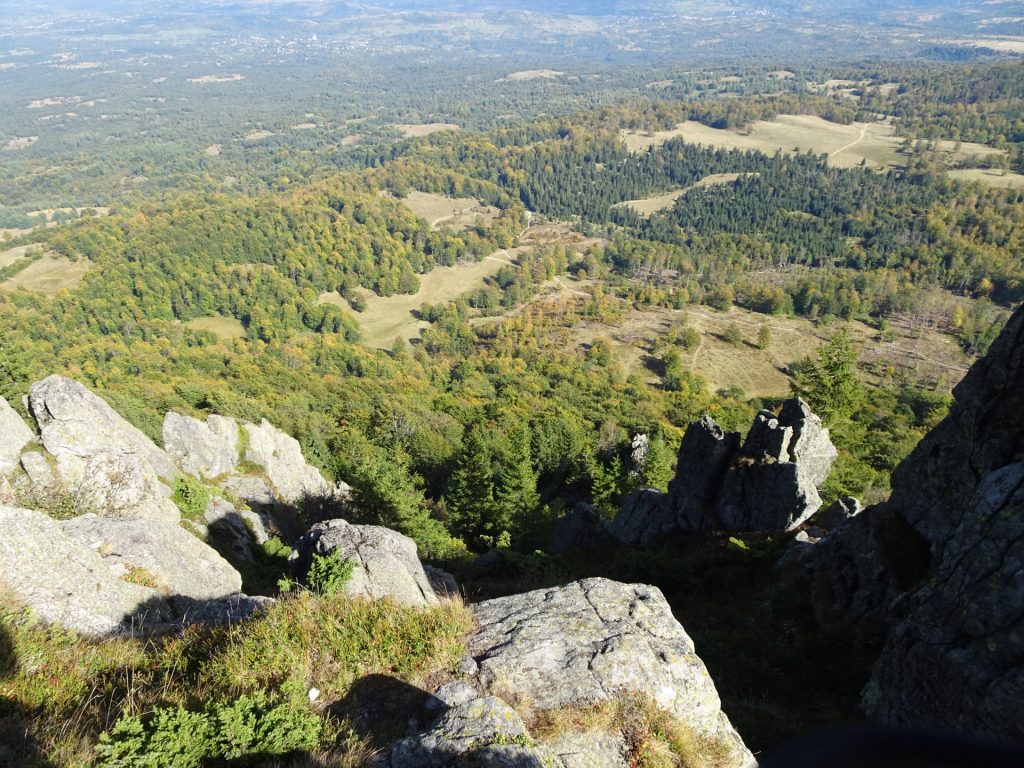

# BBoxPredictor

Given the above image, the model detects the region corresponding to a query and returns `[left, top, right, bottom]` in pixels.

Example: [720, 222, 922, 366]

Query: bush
[306, 550, 355, 596]
[171, 477, 212, 520]
[96, 688, 321, 768]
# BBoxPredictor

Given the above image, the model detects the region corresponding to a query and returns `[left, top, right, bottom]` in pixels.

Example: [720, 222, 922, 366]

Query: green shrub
[96, 689, 321, 768]
[307, 550, 355, 596]
[171, 477, 212, 521]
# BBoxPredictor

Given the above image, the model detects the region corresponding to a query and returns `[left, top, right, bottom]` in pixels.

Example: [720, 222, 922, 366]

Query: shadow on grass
[0, 622, 55, 768]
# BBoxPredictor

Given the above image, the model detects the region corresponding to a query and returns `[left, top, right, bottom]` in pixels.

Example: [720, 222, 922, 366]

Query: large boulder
[0, 505, 171, 635]
[61, 514, 242, 601]
[466, 578, 754, 767]
[0, 396, 34, 477]
[609, 399, 834, 544]
[52, 451, 179, 524]
[289, 519, 440, 606]
[669, 415, 741, 532]
[26, 376, 179, 521]
[162, 412, 239, 479]
[29, 376, 177, 479]
[607, 489, 672, 547]
[242, 418, 332, 504]
[551, 503, 613, 554]
[388, 697, 558, 768]
[715, 399, 837, 532]
[863, 463, 1024, 741]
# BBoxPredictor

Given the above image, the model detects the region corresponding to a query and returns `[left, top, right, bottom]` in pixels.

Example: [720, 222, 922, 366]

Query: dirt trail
[830, 124, 868, 159]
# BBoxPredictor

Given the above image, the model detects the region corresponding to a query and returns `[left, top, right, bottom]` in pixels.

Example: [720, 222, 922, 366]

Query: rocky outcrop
[204, 496, 258, 564]
[551, 503, 613, 553]
[388, 697, 558, 768]
[0, 503, 270, 635]
[25, 376, 180, 521]
[716, 399, 837, 531]
[802, 303, 1024, 741]
[815, 496, 862, 529]
[0, 396, 34, 477]
[29, 376, 177, 480]
[669, 415, 741, 532]
[465, 578, 754, 767]
[609, 489, 675, 547]
[243, 418, 333, 504]
[61, 513, 242, 601]
[0, 505, 172, 635]
[162, 412, 239, 479]
[610, 399, 835, 543]
[289, 519, 440, 606]
[863, 463, 1024, 740]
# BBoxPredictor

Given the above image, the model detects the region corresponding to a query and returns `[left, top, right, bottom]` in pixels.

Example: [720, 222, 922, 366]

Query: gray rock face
[423, 565, 460, 600]
[29, 375, 177, 480]
[628, 433, 650, 476]
[170, 594, 276, 627]
[716, 399, 837, 532]
[467, 578, 754, 766]
[607, 489, 672, 547]
[289, 519, 439, 606]
[610, 400, 834, 543]
[53, 452, 179, 523]
[162, 412, 239, 479]
[222, 475, 277, 509]
[802, 304, 1024, 740]
[546, 732, 628, 768]
[26, 376, 179, 521]
[0, 505, 170, 635]
[61, 514, 242, 601]
[243, 418, 331, 504]
[815, 496, 863, 529]
[669, 416, 741, 532]
[204, 496, 257, 564]
[884, 305, 1024, 550]
[389, 697, 556, 768]
[19, 451, 55, 489]
[863, 463, 1024, 742]
[0, 396, 34, 476]
[551, 503, 613, 554]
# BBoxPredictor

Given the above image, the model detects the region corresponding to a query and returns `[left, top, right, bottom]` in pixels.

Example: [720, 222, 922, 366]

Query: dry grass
[502, 69, 563, 81]
[620, 115, 1010, 183]
[964, 36, 1024, 53]
[532, 694, 738, 768]
[948, 168, 1024, 190]
[401, 191, 498, 231]
[185, 315, 246, 340]
[334, 256, 511, 349]
[621, 115, 905, 169]
[0, 254, 92, 295]
[0, 245, 36, 268]
[242, 130, 277, 142]
[614, 173, 753, 218]
[555, 301, 972, 397]
[393, 123, 460, 138]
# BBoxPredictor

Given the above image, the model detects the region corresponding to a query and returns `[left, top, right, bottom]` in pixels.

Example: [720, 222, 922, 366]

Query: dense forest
[4, 64, 1023, 559]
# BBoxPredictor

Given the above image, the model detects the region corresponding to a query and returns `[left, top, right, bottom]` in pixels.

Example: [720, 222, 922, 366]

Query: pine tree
[790, 328, 862, 424]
